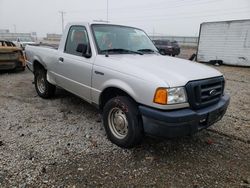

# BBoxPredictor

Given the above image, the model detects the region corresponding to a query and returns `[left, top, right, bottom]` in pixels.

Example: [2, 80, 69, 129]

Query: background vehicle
[197, 19, 250, 67]
[153, 39, 180, 56]
[25, 22, 230, 148]
[13, 37, 36, 49]
[0, 40, 26, 71]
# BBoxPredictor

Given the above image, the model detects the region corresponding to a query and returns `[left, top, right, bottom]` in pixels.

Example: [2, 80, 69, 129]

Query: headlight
[167, 87, 187, 104]
[153, 87, 187, 105]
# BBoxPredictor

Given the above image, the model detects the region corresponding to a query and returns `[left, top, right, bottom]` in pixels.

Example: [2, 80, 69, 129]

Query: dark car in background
[153, 40, 180, 56]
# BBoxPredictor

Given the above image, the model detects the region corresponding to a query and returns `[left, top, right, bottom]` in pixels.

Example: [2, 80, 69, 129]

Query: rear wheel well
[99, 87, 136, 111]
[33, 60, 45, 73]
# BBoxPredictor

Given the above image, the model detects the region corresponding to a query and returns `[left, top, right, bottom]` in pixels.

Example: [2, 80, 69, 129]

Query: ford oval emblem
[209, 89, 217, 96]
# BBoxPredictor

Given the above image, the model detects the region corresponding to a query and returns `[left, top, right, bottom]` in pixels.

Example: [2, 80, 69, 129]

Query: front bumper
[139, 94, 230, 138]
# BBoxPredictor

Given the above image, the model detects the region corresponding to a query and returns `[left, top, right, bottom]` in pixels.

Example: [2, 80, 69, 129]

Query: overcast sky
[0, 0, 249, 37]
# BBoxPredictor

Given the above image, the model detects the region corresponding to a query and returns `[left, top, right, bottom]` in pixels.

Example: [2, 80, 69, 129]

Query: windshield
[92, 24, 157, 54]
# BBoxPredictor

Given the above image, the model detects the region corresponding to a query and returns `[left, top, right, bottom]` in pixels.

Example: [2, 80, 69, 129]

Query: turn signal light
[153, 88, 168, 105]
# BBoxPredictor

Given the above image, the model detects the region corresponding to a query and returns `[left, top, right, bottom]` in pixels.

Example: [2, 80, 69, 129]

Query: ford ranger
[26, 22, 230, 148]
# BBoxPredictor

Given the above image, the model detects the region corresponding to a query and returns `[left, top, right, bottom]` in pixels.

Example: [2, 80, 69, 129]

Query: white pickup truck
[26, 22, 230, 148]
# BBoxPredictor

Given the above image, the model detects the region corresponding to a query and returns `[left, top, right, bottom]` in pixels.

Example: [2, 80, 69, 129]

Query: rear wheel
[103, 96, 143, 148]
[34, 68, 55, 98]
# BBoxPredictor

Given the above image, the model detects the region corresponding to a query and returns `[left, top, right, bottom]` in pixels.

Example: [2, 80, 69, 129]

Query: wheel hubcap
[108, 107, 128, 139]
[37, 73, 46, 94]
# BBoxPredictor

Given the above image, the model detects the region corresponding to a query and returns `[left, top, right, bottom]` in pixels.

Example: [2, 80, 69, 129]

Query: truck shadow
[54, 88, 97, 111]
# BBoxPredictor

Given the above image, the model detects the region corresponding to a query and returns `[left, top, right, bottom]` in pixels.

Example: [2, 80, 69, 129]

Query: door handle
[58, 57, 64, 63]
[94, 71, 104, 75]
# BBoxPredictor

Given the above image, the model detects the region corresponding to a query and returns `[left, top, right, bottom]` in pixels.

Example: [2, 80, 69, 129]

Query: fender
[94, 79, 138, 106]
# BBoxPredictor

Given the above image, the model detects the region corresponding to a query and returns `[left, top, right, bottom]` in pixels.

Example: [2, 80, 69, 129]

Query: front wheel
[103, 96, 143, 148]
[34, 68, 56, 98]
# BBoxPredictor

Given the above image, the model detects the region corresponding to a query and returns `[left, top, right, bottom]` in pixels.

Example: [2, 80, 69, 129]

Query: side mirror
[76, 43, 91, 58]
[76, 43, 87, 54]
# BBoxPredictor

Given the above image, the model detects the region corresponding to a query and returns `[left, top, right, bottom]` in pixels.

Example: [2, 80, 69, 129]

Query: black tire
[103, 96, 143, 148]
[34, 68, 56, 98]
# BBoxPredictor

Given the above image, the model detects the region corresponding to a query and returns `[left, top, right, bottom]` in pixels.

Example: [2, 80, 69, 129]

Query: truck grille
[186, 76, 225, 109]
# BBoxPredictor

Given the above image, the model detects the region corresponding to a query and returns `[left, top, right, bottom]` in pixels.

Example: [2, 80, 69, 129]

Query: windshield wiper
[100, 48, 143, 56]
[137, 49, 158, 54]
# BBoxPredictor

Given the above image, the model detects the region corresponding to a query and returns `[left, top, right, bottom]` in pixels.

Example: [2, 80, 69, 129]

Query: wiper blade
[100, 48, 143, 55]
[137, 49, 158, 53]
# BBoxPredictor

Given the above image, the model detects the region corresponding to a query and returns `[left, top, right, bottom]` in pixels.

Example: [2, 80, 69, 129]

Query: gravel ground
[0, 50, 250, 187]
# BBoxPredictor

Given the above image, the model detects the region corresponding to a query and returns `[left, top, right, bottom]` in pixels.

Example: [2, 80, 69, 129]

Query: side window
[65, 26, 90, 56]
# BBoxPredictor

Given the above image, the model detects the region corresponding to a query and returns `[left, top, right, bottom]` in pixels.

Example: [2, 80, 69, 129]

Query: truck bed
[25, 44, 58, 72]
[28, 42, 59, 50]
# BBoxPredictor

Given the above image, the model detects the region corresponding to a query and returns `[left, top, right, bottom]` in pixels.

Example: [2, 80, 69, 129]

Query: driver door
[55, 25, 93, 102]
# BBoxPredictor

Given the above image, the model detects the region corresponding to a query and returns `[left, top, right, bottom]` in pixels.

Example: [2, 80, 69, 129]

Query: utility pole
[59, 11, 66, 34]
[106, 0, 109, 22]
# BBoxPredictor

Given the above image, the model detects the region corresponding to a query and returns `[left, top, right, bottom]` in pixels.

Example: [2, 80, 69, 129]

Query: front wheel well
[99, 87, 136, 111]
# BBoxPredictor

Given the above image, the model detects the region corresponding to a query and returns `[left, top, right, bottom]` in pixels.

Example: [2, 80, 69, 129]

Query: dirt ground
[0, 48, 250, 187]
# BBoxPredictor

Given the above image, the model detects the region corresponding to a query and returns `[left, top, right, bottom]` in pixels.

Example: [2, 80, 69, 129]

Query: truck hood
[96, 54, 222, 87]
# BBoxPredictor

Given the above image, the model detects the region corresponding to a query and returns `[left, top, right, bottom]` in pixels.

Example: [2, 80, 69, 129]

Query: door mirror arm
[84, 43, 92, 58]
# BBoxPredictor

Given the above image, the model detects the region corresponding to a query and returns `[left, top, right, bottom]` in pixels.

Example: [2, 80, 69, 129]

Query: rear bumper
[0, 61, 25, 70]
[139, 94, 230, 138]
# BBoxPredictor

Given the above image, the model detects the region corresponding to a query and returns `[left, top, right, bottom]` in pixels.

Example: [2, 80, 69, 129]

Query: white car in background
[13, 37, 36, 49]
